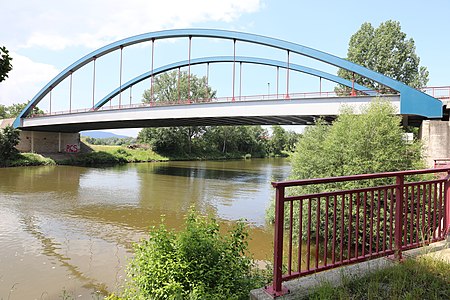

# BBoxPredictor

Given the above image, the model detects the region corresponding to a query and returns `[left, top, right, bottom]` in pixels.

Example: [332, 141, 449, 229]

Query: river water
[0, 158, 290, 299]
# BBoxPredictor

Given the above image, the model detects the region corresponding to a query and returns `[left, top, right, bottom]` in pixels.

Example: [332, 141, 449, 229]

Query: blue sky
[1, 0, 449, 136]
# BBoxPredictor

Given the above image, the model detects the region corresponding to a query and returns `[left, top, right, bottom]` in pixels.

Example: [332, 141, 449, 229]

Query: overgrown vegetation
[0, 125, 20, 161]
[83, 136, 137, 146]
[305, 256, 450, 300]
[109, 211, 269, 299]
[266, 100, 426, 253]
[60, 144, 167, 166]
[0, 102, 44, 119]
[0, 153, 55, 167]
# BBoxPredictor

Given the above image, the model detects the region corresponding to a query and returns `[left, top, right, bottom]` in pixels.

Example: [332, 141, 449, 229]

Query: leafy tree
[0, 46, 12, 83]
[267, 100, 426, 253]
[337, 20, 428, 93]
[142, 70, 216, 103]
[268, 125, 287, 156]
[0, 125, 20, 160]
[0, 102, 44, 119]
[0, 104, 7, 119]
[116, 210, 267, 299]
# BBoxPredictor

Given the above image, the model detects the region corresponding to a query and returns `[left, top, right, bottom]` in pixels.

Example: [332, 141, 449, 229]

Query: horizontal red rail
[266, 168, 450, 297]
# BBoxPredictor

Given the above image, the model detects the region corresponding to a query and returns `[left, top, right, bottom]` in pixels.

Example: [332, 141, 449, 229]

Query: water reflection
[0, 158, 290, 299]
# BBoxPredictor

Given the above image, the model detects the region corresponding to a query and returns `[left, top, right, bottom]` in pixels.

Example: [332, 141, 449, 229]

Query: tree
[139, 71, 215, 155]
[291, 100, 424, 181]
[268, 125, 287, 156]
[267, 100, 426, 253]
[0, 102, 44, 119]
[142, 70, 216, 103]
[0, 125, 20, 160]
[0, 46, 13, 83]
[337, 20, 428, 93]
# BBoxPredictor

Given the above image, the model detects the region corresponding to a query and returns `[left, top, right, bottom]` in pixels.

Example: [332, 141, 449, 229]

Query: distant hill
[81, 131, 130, 139]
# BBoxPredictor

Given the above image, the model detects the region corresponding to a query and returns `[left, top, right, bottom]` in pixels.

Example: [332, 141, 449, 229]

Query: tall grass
[305, 256, 450, 300]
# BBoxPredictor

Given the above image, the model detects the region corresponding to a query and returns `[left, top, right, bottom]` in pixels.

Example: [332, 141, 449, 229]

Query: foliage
[0, 125, 20, 160]
[119, 210, 268, 299]
[138, 125, 270, 158]
[267, 125, 299, 156]
[336, 20, 428, 94]
[0, 153, 55, 168]
[59, 151, 128, 166]
[83, 136, 136, 146]
[142, 70, 216, 104]
[0, 102, 44, 119]
[305, 256, 450, 300]
[266, 100, 426, 253]
[291, 100, 424, 182]
[0, 46, 13, 83]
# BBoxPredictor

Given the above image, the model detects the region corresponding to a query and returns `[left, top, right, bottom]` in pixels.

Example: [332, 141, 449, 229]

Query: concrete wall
[1, 118, 80, 154]
[420, 120, 450, 167]
[16, 131, 80, 153]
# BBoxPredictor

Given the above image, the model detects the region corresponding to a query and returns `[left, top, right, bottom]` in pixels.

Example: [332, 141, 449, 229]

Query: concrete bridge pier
[420, 120, 450, 167]
[17, 130, 80, 154]
[1, 118, 80, 154]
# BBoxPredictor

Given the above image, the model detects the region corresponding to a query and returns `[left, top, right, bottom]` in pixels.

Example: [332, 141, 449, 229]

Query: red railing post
[266, 184, 289, 296]
[394, 174, 404, 261]
[445, 171, 450, 240]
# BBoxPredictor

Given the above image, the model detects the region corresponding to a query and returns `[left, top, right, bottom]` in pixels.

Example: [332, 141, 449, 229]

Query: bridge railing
[28, 89, 389, 118]
[422, 86, 450, 100]
[266, 168, 450, 297]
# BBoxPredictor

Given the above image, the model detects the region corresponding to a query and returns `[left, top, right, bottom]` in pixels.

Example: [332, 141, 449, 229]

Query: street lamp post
[267, 82, 270, 98]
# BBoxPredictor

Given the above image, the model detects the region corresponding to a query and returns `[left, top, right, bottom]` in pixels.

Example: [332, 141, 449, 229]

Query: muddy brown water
[0, 158, 290, 299]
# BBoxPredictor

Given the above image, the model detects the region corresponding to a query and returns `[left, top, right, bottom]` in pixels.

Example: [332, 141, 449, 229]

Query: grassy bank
[59, 144, 168, 166]
[0, 153, 55, 167]
[305, 256, 450, 300]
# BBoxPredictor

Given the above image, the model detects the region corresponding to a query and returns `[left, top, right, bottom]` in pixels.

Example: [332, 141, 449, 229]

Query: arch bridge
[13, 29, 442, 133]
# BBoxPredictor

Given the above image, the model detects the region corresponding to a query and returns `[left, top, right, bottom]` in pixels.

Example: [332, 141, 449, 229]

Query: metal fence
[266, 168, 450, 297]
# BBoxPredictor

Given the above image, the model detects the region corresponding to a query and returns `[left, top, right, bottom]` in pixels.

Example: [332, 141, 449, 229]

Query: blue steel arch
[95, 56, 376, 109]
[14, 29, 442, 128]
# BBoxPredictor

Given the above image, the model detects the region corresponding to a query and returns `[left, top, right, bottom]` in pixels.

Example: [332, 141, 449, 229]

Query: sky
[1, 0, 449, 137]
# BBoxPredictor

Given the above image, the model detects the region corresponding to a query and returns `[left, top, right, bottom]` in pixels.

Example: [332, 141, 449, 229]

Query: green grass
[89, 144, 168, 162]
[305, 256, 450, 300]
[59, 145, 168, 166]
[0, 153, 55, 167]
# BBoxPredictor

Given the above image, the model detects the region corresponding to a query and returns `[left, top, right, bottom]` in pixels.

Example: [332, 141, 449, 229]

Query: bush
[119, 211, 268, 299]
[266, 100, 427, 254]
[0, 125, 19, 160]
[60, 151, 127, 166]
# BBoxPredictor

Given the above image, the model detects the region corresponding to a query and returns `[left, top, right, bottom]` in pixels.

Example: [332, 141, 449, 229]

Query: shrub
[266, 100, 427, 254]
[120, 211, 268, 299]
[0, 125, 19, 160]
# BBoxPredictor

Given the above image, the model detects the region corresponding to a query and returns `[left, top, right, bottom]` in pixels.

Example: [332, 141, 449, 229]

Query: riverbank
[2, 143, 289, 168]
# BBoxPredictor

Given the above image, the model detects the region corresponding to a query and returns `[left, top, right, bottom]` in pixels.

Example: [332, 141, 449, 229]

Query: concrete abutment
[420, 120, 450, 167]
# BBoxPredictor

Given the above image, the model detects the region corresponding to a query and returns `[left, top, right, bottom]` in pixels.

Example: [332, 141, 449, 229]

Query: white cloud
[2, 0, 261, 50]
[0, 53, 59, 105]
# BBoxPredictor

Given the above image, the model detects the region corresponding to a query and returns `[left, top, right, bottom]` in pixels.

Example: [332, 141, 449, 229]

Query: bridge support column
[31, 131, 34, 153]
[16, 131, 80, 154]
[419, 120, 450, 168]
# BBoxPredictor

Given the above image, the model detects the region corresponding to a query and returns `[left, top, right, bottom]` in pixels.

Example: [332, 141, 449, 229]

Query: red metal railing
[434, 158, 450, 168]
[266, 168, 450, 297]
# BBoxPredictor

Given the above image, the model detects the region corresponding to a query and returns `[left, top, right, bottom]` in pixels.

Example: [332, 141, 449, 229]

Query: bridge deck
[20, 95, 400, 132]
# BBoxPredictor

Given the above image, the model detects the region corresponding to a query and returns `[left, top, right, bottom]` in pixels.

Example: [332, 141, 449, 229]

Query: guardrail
[266, 168, 450, 297]
[27, 89, 387, 118]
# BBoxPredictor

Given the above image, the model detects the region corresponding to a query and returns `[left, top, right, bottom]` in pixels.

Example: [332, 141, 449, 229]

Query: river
[0, 158, 290, 299]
